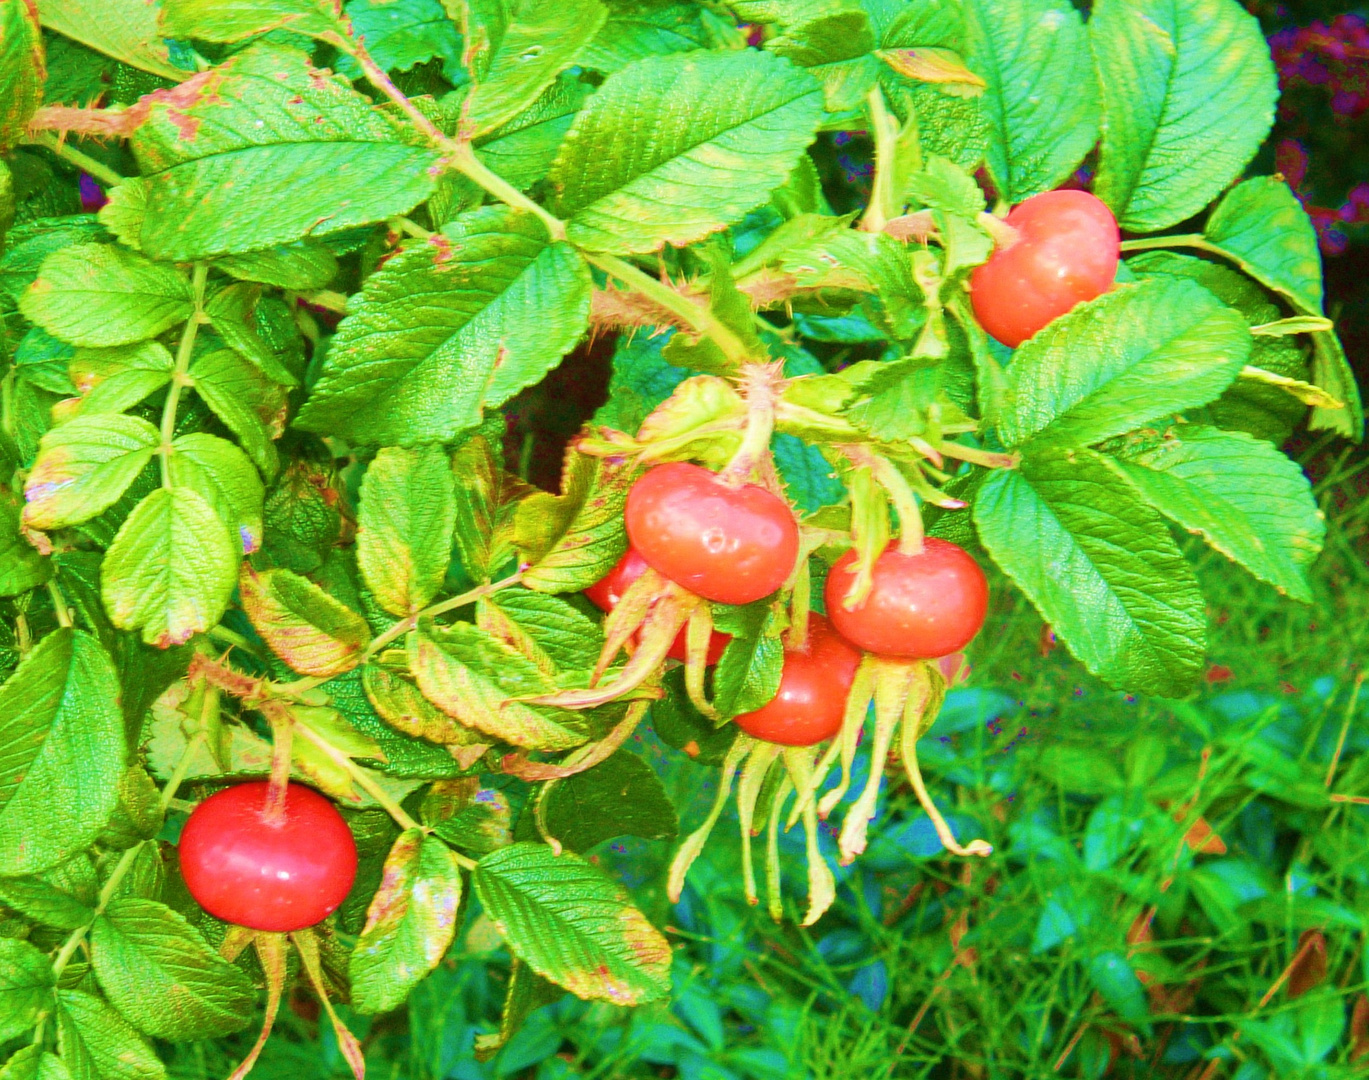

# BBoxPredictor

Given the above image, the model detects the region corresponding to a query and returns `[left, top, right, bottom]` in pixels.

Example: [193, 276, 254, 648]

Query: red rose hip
[970, 189, 1120, 348]
[733, 613, 861, 746]
[625, 462, 799, 606]
[586, 547, 731, 663]
[178, 781, 358, 932]
[825, 539, 988, 660]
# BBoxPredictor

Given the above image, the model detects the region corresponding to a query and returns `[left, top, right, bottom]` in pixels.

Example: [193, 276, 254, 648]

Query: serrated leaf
[90, 897, 255, 1040]
[711, 604, 784, 719]
[56, 988, 166, 1080]
[297, 207, 591, 446]
[1308, 329, 1362, 441]
[215, 240, 338, 292]
[974, 446, 1205, 696]
[0, 939, 53, 1040]
[421, 777, 511, 852]
[39, 0, 186, 80]
[360, 663, 490, 754]
[767, 9, 879, 113]
[475, 842, 670, 1004]
[358, 445, 456, 617]
[189, 347, 285, 478]
[66, 342, 174, 419]
[23, 414, 159, 531]
[459, 0, 607, 138]
[1203, 177, 1323, 317]
[166, 432, 265, 556]
[1107, 426, 1323, 602]
[470, 73, 593, 192]
[20, 244, 192, 348]
[0, 0, 43, 150]
[514, 451, 631, 593]
[260, 450, 344, 574]
[0, 628, 124, 876]
[483, 588, 603, 673]
[204, 282, 299, 386]
[577, 2, 741, 74]
[410, 623, 586, 750]
[116, 41, 440, 261]
[1001, 279, 1250, 450]
[158, 0, 347, 41]
[451, 434, 530, 583]
[532, 750, 677, 853]
[0, 493, 50, 597]
[102, 487, 238, 647]
[961, 0, 1098, 204]
[240, 566, 371, 677]
[1091, 0, 1278, 232]
[335, 0, 464, 83]
[0, 857, 95, 931]
[549, 49, 824, 254]
[350, 829, 462, 1014]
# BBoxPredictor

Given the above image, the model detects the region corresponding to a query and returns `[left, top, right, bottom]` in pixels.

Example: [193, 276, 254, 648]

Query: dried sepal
[838, 657, 912, 864]
[227, 932, 288, 1080]
[683, 604, 721, 720]
[667, 735, 753, 902]
[735, 741, 782, 905]
[291, 928, 365, 1080]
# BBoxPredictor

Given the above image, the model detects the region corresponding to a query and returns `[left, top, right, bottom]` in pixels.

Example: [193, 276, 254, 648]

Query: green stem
[362, 571, 523, 661]
[46, 580, 72, 629]
[1118, 233, 1206, 253]
[1, 369, 15, 440]
[390, 216, 432, 240]
[160, 263, 209, 486]
[26, 132, 125, 188]
[860, 86, 902, 234]
[448, 142, 567, 239]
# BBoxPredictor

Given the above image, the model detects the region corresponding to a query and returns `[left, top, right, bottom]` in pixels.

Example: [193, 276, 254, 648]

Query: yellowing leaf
[239, 566, 371, 677]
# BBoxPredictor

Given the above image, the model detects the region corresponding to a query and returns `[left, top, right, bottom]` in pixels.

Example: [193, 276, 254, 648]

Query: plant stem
[362, 572, 523, 661]
[447, 141, 567, 239]
[46, 580, 73, 628]
[26, 131, 125, 188]
[1118, 233, 1206, 253]
[160, 263, 209, 486]
[860, 86, 902, 234]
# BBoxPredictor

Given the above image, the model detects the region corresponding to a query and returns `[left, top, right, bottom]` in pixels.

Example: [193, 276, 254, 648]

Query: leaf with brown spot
[239, 566, 370, 677]
[361, 663, 492, 753]
[1287, 929, 1327, 999]
[422, 778, 512, 855]
[358, 445, 456, 617]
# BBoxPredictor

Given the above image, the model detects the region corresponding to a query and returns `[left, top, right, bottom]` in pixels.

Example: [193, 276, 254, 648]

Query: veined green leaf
[116, 41, 440, 261]
[0, 493, 50, 597]
[56, 988, 166, 1080]
[23, 414, 160, 531]
[421, 777, 511, 853]
[39, 0, 187, 80]
[1001, 279, 1250, 450]
[549, 49, 824, 254]
[350, 830, 463, 1014]
[189, 347, 285, 478]
[1203, 177, 1323, 317]
[166, 433, 265, 556]
[90, 897, 255, 1040]
[974, 446, 1205, 696]
[358, 446, 457, 617]
[459, 0, 607, 138]
[240, 566, 371, 677]
[159, 0, 347, 41]
[0, 856, 97, 930]
[577, 2, 743, 74]
[66, 342, 174, 419]
[515, 451, 632, 594]
[1091, 0, 1277, 232]
[297, 207, 591, 446]
[962, 0, 1098, 204]
[0, 217, 107, 305]
[767, 9, 879, 113]
[0, 629, 124, 875]
[204, 282, 299, 386]
[483, 588, 603, 674]
[214, 240, 339, 292]
[0, 939, 54, 1040]
[0, 0, 43, 150]
[471, 74, 594, 192]
[1308, 330, 1362, 441]
[1106, 426, 1323, 602]
[335, 0, 464, 83]
[711, 604, 784, 719]
[102, 488, 238, 648]
[451, 435, 532, 583]
[474, 842, 671, 1004]
[20, 244, 192, 348]
[360, 663, 492, 753]
[530, 750, 678, 854]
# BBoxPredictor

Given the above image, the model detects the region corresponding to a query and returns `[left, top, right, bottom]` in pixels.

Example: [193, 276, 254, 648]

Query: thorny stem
[26, 131, 125, 188]
[719, 362, 783, 485]
[160, 263, 210, 486]
[363, 571, 523, 661]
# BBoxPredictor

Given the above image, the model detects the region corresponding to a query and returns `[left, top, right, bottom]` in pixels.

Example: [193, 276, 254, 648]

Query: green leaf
[974, 446, 1205, 696]
[961, 0, 1098, 204]
[474, 842, 671, 1004]
[458, 0, 607, 138]
[0, 938, 53, 1041]
[240, 566, 371, 677]
[549, 49, 824, 254]
[1090, 0, 1278, 232]
[483, 588, 603, 673]
[711, 604, 783, 719]
[360, 663, 491, 757]
[158, 0, 348, 41]
[514, 452, 632, 593]
[23, 414, 159, 531]
[90, 897, 255, 1040]
[1107, 426, 1324, 602]
[214, 240, 339, 292]
[767, 9, 879, 113]
[329, 667, 472, 779]
[421, 777, 511, 852]
[102, 487, 238, 647]
[260, 449, 344, 574]
[20, 244, 192, 348]
[0, 218, 107, 305]
[204, 282, 299, 386]
[296, 207, 591, 446]
[473, 959, 561, 1062]
[651, 666, 738, 765]
[471, 74, 593, 192]
[451, 435, 530, 583]
[65, 342, 174, 419]
[334, 0, 464, 83]
[56, 988, 166, 1080]
[410, 623, 587, 750]
[1001, 279, 1250, 450]
[0, 629, 124, 876]
[577, 2, 741, 73]
[0, 858, 96, 930]
[189, 347, 285, 478]
[0, 0, 43, 150]
[40, 0, 187, 80]
[1308, 329, 1362, 441]
[1088, 953, 1151, 1034]
[0, 492, 50, 598]
[1203, 177, 1323, 317]
[350, 829, 463, 1014]
[165, 432, 265, 556]
[531, 750, 678, 853]
[116, 41, 440, 261]
[358, 446, 457, 617]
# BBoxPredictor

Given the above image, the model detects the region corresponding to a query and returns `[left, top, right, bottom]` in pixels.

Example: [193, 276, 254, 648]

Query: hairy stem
[26, 131, 125, 188]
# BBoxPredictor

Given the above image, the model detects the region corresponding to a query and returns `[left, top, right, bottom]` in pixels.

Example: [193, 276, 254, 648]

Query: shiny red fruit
[825, 539, 989, 660]
[586, 547, 731, 664]
[969, 189, 1120, 348]
[625, 462, 799, 606]
[178, 782, 358, 933]
[733, 614, 861, 746]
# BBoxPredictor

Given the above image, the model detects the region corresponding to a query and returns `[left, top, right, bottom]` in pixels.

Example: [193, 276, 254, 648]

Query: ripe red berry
[969, 189, 1120, 348]
[733, 613, 861, 746]
[625, 462, 799, 606]
[178, 782, 358, 933]
[825, 539, 988, 660]
[586, 546, 731, 664]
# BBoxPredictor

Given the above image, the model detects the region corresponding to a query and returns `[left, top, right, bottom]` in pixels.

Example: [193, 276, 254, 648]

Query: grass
[174, 440, 1369, 1080]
